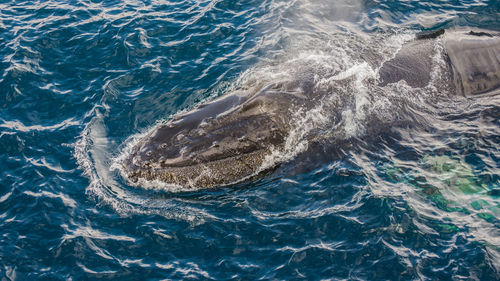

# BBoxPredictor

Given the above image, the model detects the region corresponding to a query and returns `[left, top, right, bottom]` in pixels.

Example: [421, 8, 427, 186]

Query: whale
[121, 28, 500, 188]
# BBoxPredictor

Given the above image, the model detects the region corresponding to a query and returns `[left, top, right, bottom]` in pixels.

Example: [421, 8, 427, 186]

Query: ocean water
[1, 0, 499, 280]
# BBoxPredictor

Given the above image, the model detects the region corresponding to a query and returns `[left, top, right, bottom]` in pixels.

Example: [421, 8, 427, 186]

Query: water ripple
[1, 0, 499, 279]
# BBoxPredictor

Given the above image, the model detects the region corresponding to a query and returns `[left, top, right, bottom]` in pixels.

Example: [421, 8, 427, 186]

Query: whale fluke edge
[121, 28, 500, 189]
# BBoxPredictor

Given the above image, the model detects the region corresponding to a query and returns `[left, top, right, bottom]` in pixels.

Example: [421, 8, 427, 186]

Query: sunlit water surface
[1, 0, 499, 280]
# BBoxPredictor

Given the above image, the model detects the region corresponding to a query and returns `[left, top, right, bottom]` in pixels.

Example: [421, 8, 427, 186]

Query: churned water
[1, 0, 499, 280]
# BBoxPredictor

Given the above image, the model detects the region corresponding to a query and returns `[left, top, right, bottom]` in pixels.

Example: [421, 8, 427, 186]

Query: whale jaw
[121, 120, 288, 188]
[123, 148, 270, 188]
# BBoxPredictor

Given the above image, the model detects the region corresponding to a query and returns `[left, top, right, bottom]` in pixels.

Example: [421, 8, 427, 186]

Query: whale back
[378, 39, 435, 88]
[443, 30, 500, 96]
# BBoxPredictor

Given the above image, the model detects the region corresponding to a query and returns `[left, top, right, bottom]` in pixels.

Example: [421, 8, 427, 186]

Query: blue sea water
[1, 0, 500, 280]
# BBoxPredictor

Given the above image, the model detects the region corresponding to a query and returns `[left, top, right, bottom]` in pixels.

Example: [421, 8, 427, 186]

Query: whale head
[121, 85, 302, 188]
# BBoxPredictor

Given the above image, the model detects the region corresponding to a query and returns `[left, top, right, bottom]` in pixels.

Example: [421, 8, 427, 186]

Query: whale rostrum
[122, 84, 303, 187]
[121, 28, 500, 188]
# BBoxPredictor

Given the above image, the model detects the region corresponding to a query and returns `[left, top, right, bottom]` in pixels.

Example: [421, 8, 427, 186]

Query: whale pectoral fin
[444, 30, 500, 97]
[378, 40, 435, 88]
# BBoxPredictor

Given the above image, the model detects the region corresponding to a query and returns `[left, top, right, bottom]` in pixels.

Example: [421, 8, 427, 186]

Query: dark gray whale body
[379, 29, 500, 96]
[122, 29, 500, 188]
